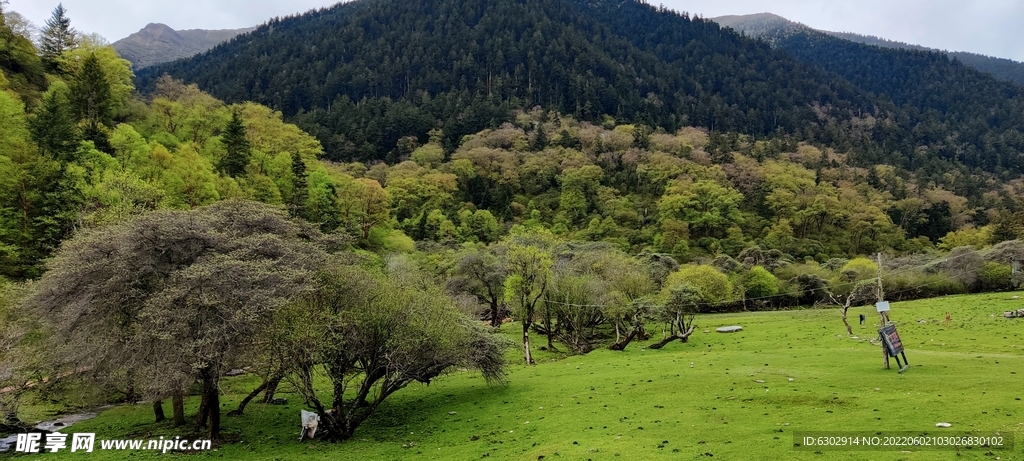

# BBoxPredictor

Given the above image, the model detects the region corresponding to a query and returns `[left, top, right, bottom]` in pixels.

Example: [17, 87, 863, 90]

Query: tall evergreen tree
[29, 83, 80, 162]
[532, 123, 548, 151]
[70, 52, 114, 151]
[218, 111, 250, 177]
[39, 3, 76, 71]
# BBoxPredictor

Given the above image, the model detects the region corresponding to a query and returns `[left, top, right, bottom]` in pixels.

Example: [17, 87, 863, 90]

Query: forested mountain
[112, 23, 255, 69]
[714, 13, 1024, 88]
[136, 0, 1024, 177]
[137, 0, 885, 163]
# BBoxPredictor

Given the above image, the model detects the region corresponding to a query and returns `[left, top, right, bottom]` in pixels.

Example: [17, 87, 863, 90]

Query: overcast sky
[9, 0, 1023, 62]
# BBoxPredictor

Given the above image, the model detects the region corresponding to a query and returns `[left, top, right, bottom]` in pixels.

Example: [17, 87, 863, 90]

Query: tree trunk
[172, 393, 185, 427]
[229, 380, 269, 416]
[636, 324, 650, 340]
[208, 385, 221, 440]
[544, 301, 554, 350]
[262, 374, 283, 403]
[522, 321, 534, 364]
[647, 326, 695, 349]
[841, 306, 853, 335]
[489, 298, 500, 328]
[609, 327, 638, 351]
[196, 388, 210, 428]
[152, 400, 166, 422]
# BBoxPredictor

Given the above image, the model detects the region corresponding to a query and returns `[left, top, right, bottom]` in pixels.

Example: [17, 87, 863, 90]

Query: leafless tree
[831, 282, 878, 335]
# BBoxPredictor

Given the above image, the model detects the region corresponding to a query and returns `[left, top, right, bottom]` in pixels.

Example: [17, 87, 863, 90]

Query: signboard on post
[878, 324, 909, 373]
[875, 301, 890, 312]
[879, 324, 902, 356]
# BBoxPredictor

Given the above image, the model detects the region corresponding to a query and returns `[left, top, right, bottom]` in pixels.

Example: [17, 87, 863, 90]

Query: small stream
[0, 409, 106, 452]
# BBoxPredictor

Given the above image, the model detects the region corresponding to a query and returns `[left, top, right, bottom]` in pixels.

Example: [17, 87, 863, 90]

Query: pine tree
[289, 152, 308, 218]
[30, 84, 80, 162]
[40, 4, 77, 70]
[70, 52, 113, 151]
[218, 111, 251, 177]
[532, 123, 547, 151]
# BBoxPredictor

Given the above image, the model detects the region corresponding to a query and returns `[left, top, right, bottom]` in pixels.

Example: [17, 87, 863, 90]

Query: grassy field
[12, 291, 1024, 460]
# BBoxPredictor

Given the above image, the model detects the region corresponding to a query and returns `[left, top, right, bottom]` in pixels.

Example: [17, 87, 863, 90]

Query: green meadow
[21, 291, 1024, 460]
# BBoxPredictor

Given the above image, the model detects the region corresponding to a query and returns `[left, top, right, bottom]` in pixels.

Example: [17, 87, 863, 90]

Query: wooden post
[877, 253, 889, 369]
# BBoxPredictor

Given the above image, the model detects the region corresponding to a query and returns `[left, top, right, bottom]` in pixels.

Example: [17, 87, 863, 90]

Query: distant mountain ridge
[113, 23, 255, 70]
[713, 13, 1024, 87]
[135, 0, 1024, 174]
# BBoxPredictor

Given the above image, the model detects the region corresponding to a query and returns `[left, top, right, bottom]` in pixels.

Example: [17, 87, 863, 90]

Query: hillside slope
[137, 0, 886, 162]
[137, 0, 1024, 174]
[714, 13, 1024, 87]
[113, 23, 254, 69]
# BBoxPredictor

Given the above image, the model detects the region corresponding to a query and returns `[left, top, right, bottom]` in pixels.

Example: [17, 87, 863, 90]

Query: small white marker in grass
[936, 422, 952, 428]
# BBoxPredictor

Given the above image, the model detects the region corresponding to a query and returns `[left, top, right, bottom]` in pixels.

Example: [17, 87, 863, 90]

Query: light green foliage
[0, 88, 31, 155]
[978, 261, 1011, 291]
[503, 230, 555, 363]
[386, 162, 458, 225]
[410, 143, 445, 168]
[829, 256, 879, 301]
[144, 77, 229, 146]
[78, 167, 164, 226]
[423, 208, 458, 241]
[0, 11, 46, 103]
[661, 264, 733, 306]
[241, 173, 283, 205]
[938, 225, 994, 250]
[742, 265, 779, 299]
[838, 257, 878, 282]
[458, 209, 501, 243]
[0, 144, 20, 262]
[349, 178, 391, 241]
[0, 89, 79, 278]
[109, 123, 149, 165]
[162, 144, 220, 208]
[557, 165, 603, 224]
[372, 228, 416, 253]
[659, 179, 743, 239]
[304, 168, 342, 232]
[237, 102, 323, 159]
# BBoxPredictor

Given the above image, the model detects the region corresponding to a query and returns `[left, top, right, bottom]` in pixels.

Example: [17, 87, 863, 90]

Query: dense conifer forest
[136, 0, 1024, 179]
